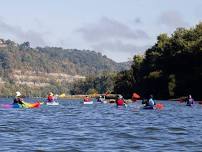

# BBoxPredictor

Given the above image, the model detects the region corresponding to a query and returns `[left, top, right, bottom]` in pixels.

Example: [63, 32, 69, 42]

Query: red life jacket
[84, 97, 90, 102]
[116, 99, 124, 106]
[47, 95, 54, 102]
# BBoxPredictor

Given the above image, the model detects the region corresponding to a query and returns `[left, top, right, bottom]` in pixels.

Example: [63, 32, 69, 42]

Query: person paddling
[13, 91, 24, 105]
[116, 95, 126, 106]
[186, 95, 194, 106]
[83, 96, 91, 102]
[143, 95, 156, 109]
[97, 95, 106, 103]
[97, 96, 102, 102]
[47, 92, 55, 103]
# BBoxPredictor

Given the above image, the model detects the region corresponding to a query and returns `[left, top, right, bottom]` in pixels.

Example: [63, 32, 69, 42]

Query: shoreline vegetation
[113, 22, 202, 100]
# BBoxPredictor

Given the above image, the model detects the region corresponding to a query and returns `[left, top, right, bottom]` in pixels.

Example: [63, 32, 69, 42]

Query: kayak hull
[143, 106, 154, 109]
[2, 104, 22, 108]
[83, 101, 93, 104]
[117, 103, 127, 107]
[27, 102, 40, 108]
[102, 100, 107, 104]
[46, 102, 59, 106]
[2, 102, 40, 109]
[97, 100, 107, 104]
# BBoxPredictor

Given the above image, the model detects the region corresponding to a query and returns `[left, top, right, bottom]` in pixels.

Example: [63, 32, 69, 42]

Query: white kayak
[102, 100, 108, 104]
[83, 101, 93, 104]
[46, 102, 59, 106]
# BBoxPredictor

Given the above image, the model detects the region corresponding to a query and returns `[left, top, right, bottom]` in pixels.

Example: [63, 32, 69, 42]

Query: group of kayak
[83, 95, 127, 106]
[1, 90, 195, 109]
[2, 91, 59, 109]
[83, 93, 196, 110]
[83, 94, 157, 109]
[82, 94, 158, 109]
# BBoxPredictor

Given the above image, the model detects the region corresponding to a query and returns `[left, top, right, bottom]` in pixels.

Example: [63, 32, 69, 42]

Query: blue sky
[0, 0, 201, 62]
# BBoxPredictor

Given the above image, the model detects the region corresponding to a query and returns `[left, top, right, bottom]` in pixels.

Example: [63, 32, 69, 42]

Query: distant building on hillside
[0, 39, 7, 48]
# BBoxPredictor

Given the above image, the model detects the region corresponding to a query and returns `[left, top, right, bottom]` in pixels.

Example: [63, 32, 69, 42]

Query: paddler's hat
[16, 91, 21, 97]
[118, 95, 123, 99]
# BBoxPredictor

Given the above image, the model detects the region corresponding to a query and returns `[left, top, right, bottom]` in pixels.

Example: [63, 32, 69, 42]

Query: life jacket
[148, 98, 155, 106]
[116, 99, 124, 106]
[47, 95, 54, 102]
[13, 97, 24, 104]
[84, 97, 90, 102]
[186, 98, 194, 106]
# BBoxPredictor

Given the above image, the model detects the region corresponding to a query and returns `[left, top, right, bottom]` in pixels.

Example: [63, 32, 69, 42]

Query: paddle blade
[132, 93, 141, 102]
[59, 93, 65, 98]
[155, 103, 164, 110]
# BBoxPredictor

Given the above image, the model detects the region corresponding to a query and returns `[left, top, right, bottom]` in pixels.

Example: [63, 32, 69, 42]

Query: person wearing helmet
[186, 95, 194, 106]
[47, 92, 55, 103]
[13, 91, 24, 105]
[116, 94, 125, 106]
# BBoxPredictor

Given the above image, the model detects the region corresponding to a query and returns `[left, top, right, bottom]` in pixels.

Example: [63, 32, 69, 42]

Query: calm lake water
[0, 98, 202, 152]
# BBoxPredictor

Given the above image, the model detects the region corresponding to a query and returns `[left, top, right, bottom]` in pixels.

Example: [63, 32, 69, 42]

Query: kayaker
[116, 95, 125, 106]
[143, 95, 156, 109]
[84, 96, 90, 102]
[13, 91, 24, 105]
[97, 96, 102, 102]
[186, 95, 194, 106]
[47, 92, 55, 103]
[97, 95, 105, 102]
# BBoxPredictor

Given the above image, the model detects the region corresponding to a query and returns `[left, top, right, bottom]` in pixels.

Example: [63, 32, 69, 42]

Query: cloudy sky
[0, 0, 201, 62]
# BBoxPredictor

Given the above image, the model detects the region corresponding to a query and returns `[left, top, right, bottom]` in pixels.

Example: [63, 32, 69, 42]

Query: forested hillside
[114, 22, 202, 100]
[0, 39, 130, 97]
[0, 40, 129, 75]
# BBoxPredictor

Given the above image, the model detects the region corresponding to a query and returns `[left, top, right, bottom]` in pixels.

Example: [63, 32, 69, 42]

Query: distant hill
[0, 39, 130, 96]
[36, 47, 131, 75]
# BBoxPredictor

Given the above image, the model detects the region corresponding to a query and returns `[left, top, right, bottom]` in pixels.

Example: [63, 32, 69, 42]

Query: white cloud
[158, 11, 189, 29]
[76, 17, 150, 61]
[77, 17, 149, 42]
[92, 39, 147, 53]
[92, 39, 150, 62]
[134, 17, 142, 24]
[0, 19, 46, 47]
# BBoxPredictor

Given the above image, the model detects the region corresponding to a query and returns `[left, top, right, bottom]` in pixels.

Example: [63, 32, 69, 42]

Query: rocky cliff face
[11, 70, 85, 88]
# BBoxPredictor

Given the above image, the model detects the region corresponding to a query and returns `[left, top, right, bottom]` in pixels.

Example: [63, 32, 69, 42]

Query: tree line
[114, 23, 202, 100]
